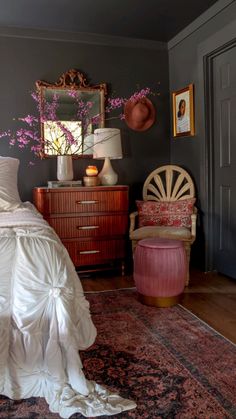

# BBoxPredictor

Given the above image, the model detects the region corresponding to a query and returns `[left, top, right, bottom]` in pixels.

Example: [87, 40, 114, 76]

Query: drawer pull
[79, 250, 100, 254]
[77, 225, 99, 230]
[76, 200, 98, 204]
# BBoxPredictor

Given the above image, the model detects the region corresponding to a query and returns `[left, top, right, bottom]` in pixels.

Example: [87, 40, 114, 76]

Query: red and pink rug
[0, 289, 236, 418]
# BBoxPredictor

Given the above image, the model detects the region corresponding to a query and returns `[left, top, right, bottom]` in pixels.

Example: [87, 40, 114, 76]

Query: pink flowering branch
[0, 85, 158, 162]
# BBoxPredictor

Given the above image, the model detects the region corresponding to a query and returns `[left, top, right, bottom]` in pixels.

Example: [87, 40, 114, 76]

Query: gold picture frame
[172, 83, 195, 137]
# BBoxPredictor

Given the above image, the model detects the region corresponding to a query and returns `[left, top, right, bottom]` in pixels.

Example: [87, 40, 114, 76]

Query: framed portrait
[172, 83, 195, 137]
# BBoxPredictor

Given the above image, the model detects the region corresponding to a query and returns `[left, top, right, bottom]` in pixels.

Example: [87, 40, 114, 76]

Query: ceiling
[0, 0, 220, 42]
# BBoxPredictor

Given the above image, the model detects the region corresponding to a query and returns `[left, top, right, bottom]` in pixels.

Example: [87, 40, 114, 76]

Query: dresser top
[34, 185, 129, 192]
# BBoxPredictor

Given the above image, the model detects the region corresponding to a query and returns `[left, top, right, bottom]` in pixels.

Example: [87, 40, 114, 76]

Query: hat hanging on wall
[124, 97, 156, 131]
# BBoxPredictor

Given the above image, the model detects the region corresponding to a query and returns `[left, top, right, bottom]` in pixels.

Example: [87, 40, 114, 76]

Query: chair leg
[184, 243, 191, 286]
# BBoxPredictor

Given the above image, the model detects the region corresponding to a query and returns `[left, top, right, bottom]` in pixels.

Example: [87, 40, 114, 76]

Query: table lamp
[93, 128, 123, 185]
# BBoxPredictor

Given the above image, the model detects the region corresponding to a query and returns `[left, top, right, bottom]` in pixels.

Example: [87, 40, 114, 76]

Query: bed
[0, 156, 136, 418]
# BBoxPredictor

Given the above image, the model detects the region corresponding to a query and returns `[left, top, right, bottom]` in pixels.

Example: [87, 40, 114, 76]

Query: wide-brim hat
[124, 97, 156, 132]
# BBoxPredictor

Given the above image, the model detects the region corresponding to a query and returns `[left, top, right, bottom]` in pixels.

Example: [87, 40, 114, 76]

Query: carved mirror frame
[36, 69, 107, 157]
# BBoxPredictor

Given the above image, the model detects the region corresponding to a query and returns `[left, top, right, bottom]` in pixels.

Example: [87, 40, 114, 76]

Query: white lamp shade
[93, 128, 122, 159]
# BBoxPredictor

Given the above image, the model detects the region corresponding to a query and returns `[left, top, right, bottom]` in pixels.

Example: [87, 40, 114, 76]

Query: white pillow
[0, 156, 22, 211]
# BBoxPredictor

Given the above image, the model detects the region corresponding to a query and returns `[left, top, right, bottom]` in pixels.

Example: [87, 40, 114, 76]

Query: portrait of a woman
[172, 84, 195, 137]
[177, 99, 190, 133]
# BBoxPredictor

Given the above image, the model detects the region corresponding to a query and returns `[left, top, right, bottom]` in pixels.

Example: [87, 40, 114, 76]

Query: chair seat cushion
[130, 225, 192, 241]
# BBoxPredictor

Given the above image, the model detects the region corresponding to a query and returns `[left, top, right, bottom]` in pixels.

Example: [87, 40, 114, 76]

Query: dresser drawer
[33, 185, 129, 272]
[49, 190, 128, 214]
[48, 215, 128, 238]
[63, 239, 125, 266]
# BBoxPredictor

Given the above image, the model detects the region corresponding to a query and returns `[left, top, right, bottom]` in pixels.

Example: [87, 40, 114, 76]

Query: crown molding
[168, 0, 235, 50]
[0, 25, 167, 51]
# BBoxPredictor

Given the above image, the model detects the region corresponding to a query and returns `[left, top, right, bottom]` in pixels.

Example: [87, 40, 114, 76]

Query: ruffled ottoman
[134, 238, 187, 307]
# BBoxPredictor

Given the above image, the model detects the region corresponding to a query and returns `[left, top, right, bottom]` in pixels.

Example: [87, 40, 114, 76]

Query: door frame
[204, 39, 236, 271]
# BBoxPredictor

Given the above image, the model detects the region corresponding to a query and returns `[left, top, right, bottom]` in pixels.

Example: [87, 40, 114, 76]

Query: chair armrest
[191, 206, 197, 239]
[129, 211, 138, 234]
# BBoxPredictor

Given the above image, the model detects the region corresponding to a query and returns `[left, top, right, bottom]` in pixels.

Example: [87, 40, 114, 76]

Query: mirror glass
[36, 69, 107, 157]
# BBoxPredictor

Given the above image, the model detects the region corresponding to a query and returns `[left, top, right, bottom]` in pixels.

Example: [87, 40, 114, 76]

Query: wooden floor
[81, 269, 236, 345]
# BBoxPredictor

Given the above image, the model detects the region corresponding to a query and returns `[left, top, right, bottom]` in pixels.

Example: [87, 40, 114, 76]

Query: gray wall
[0, 28, 170, 206]
[4, 2, 235, 271]
[168, 0, 236, 268]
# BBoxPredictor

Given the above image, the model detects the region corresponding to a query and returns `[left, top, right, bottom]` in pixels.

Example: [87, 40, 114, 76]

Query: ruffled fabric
[0, 207, 136, 417]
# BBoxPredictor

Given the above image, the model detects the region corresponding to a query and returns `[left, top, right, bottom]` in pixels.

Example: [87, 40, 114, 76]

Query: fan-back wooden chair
[129, 165, 197, 286]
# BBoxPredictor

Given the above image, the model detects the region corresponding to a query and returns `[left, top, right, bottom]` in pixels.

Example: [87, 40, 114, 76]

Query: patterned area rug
[1, 289, 236, 418]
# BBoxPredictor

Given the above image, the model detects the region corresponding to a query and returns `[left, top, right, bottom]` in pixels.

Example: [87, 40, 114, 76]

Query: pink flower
[67, 90, 78, 98]
[56, 121, 76, 145]
[19, 115, 38, 126]
[129, 87, 151, 102]
[0, 85, 156, 164]
[106, 97, 125, 113]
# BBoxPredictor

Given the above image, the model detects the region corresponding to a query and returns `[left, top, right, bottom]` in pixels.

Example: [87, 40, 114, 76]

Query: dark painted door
[212, 45, 236, 278]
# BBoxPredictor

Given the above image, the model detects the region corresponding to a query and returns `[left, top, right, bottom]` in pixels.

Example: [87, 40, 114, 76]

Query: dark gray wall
[0, 28, 170, 206]
[168, 1, 236, 269]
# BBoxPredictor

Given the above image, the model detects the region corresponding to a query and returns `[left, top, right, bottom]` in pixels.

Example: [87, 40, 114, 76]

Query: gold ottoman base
[138, 292, 182, 308]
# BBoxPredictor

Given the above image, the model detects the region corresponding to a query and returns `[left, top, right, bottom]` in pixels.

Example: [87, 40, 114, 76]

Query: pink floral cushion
[136, 198, 196, 228]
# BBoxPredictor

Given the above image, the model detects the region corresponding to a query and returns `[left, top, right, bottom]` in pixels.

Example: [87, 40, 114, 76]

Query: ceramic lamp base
[98, 157, 118, 186]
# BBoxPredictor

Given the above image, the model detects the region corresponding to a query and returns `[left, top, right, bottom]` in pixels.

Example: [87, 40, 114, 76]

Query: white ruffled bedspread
[0, 203, 136, 418]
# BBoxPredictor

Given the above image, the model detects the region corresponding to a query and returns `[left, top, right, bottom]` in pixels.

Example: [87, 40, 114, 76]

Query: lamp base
[99, 157, 118, 186]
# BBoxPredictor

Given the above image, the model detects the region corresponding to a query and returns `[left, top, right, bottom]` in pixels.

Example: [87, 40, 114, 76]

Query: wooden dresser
[33, 185, 129, 274]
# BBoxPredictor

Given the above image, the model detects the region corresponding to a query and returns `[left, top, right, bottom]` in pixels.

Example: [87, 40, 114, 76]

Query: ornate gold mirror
[36, 69, 107, 157]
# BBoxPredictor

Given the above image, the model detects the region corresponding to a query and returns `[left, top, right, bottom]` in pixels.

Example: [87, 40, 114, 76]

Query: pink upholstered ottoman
[134, 238, 187, 307]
